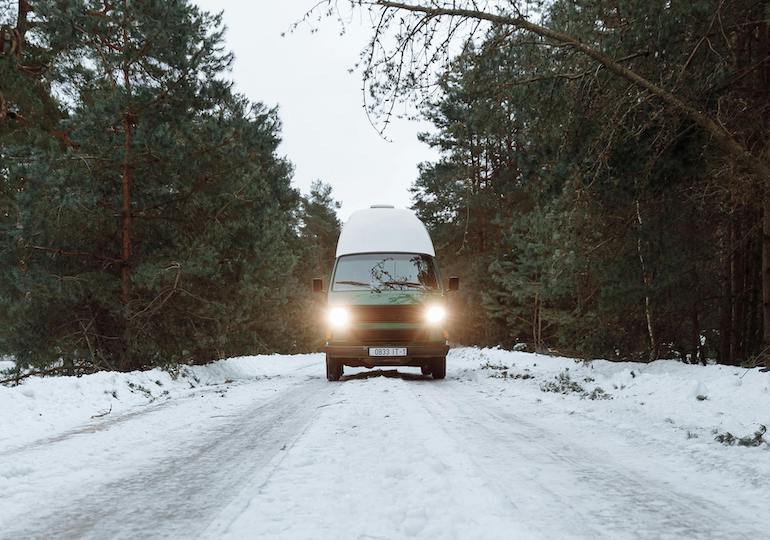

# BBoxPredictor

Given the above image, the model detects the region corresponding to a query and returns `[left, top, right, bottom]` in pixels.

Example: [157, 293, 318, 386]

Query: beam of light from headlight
[327, 306, 350, 328]
[425, 305, 447, 325]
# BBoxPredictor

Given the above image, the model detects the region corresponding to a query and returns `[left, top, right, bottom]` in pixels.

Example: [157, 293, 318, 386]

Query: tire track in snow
[415, 377, 766, 539]
[210, 373, 532, 540]
[1, 370, 335, 540]
[408, 380, 604, 539]
[0, 382, 238, 457]
[0, 356, 322, 458]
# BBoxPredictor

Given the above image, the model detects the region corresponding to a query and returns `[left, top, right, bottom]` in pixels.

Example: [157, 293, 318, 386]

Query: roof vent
[370, 204, 395, 209]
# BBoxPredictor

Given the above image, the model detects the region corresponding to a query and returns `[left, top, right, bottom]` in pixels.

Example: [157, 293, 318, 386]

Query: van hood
[327, 289, 443, 306]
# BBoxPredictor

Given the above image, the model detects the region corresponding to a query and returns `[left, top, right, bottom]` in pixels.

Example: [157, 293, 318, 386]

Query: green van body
[319, 207, 454, 381]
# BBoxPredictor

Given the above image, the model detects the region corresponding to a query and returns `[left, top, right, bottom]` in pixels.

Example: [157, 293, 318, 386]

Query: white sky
[193, 1, 439, 220]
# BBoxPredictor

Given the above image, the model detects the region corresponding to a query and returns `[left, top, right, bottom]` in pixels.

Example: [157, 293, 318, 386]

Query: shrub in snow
[585, 387, 611, 400]
[480, 361, 533, 380]
[161, 364, 200, 384]
[490, 370, 534, 380]
[540, 370, 612, 400]
[480, 361, 509, 371]
[540, 371, 585, 395]
[714, 425, 767, 447]
[126, 381, 168, 402]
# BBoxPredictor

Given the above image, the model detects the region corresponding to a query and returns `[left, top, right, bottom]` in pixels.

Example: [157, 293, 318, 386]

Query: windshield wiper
[334, 280, 371, 287]
[382, 281, 423, 289]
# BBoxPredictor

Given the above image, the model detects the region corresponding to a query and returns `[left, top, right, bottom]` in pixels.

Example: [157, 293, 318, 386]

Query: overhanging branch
[373, 0, 770, 179]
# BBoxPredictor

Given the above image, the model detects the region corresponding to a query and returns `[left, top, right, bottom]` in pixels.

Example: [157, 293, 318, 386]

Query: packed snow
[1, 349, 768, 539]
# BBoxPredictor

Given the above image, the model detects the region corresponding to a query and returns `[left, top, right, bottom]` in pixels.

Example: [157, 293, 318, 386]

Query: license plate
[369, 347, 407, 357]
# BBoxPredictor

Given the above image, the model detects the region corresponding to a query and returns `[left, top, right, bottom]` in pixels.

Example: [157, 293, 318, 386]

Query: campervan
[313, 205, 459, 381]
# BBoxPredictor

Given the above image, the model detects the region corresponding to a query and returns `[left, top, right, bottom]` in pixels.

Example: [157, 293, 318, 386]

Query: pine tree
[287, 180, 341, 352]
[299, 181, 341, 277]
[1, 1, 300, 370]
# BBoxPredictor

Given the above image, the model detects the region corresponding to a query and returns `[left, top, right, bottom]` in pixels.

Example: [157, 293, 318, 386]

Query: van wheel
[420, 364, 431, 376]
[431, 357, 446, 380]
[326, 356, 343, 381]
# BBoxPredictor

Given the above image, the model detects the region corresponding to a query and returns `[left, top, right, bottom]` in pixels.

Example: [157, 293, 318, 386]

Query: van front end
[323, 295, 450, 379]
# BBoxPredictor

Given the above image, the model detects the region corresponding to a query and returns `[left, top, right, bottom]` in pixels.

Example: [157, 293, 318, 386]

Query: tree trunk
[762, 198, 770, 361]
[691, 305, 705, 365]
[119, 19, 134, 371]
[532, 289, 542, 352]
[717, 216, 733, 364]
[729, 215, 738, 365]
[719, 231, 732, 365]
[733, 209, 747, 363]
[119, 111, 133, 371]
[635, 201, 657, 361]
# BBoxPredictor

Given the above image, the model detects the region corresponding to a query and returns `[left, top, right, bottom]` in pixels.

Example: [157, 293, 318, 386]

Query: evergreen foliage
[0, 1, 334, 372]
[287, 180, 341, 352]
[411, 0, 768, 363]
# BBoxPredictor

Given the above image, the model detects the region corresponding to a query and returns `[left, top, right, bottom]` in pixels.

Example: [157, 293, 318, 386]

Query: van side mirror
[312, 278, 324, 293]
[448, 276, 460, 292]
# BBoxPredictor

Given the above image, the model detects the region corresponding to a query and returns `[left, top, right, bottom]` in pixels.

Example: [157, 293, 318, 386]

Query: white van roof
[336, 207, 436, 257]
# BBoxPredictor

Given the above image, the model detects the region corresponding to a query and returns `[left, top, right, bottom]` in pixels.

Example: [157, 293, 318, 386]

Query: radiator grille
[351, 328, 428, 344]
[351, 305, 423, 323]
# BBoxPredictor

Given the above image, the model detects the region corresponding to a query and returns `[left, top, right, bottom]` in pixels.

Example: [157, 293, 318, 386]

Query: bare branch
[353, 0, 770, 178]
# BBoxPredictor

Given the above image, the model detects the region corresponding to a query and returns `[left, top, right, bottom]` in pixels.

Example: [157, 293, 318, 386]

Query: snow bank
[451, 347, 770, 446]
[3, 347, 767, 456]
[0, 354, 319, 451]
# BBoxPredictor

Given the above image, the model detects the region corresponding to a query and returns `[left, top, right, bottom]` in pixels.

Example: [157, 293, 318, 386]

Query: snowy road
[2, 350, 769, 539]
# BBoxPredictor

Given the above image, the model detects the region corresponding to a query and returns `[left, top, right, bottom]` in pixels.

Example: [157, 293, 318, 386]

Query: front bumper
[324, 342, 449, 367]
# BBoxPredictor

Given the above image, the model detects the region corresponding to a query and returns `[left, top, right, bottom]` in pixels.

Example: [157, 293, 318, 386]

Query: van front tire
[326, 356, 343, 381]
[430, 357, 446, 379]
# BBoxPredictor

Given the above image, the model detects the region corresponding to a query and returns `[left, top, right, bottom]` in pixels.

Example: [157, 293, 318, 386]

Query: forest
[0, 1, 341, 375]
[1, 0, 768, 374]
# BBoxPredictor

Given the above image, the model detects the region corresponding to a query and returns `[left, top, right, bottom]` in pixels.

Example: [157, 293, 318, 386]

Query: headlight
[327, 306, 350, 328]
[425, 305, 447, 325]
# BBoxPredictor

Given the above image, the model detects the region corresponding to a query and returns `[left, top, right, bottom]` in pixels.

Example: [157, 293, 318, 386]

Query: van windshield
[332, 254, 439, 292]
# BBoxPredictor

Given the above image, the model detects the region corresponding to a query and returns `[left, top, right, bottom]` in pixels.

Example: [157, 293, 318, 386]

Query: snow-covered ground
[1, 348, 769, 539]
